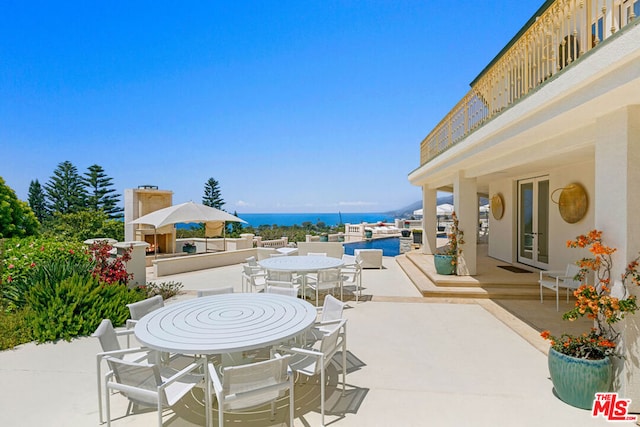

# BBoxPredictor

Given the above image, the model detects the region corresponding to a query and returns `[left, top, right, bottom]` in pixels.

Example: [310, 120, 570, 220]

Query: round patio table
[258, 255, 345, 303]
[258, 255, 344, 273]
[134, 293, 317, 355]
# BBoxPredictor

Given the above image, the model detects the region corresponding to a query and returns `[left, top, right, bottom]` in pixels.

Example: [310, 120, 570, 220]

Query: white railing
[255, 237, 289, 248]
[420, 0, 639, 165]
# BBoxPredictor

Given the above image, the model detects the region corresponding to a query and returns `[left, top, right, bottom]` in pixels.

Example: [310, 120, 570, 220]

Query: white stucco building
[409, 0, 640, 410]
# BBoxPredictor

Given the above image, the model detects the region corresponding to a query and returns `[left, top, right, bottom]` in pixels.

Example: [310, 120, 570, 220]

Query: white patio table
[258, 255, 345, 299]
[134, 293, 317, 427]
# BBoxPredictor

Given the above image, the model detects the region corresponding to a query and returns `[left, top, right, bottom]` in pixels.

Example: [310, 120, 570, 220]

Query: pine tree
[202, 177, 225, 210]
[0, 177, 39, 238]
[82, 164, 123, 218]
[230, 210, 243, 236]
[44, 160, 87, 214]
[28, 179, 49, 222]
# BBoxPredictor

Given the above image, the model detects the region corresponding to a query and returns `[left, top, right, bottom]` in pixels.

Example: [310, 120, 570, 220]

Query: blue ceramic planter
[548, 348, 613, 409]
[434, 254, 456, 275]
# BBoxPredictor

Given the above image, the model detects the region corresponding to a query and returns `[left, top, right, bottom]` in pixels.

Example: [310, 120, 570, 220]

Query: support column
[453, 172, 477, 275]
[595, 105, 640, 409]
[422, 187, 438, 254]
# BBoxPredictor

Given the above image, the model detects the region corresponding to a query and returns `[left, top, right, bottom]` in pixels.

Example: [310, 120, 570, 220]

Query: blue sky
[1, 1, 543, 213]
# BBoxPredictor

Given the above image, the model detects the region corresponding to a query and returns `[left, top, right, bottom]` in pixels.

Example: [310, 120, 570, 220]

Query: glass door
[518, 177, 549, 268]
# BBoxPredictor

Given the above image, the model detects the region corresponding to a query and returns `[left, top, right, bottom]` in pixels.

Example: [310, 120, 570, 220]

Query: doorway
[518, 177, 549, 268]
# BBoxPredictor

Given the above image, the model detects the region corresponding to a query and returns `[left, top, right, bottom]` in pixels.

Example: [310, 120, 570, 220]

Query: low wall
[296, 242, 344, 258]
[153, 248, 257, 277]
[177, 237, 253, 253]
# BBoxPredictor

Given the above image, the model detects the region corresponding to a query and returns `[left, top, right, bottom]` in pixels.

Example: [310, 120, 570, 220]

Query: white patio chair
[104, 356, 204, 427]
[242, 264, 267, 293]
[274, 320, 347, 426]
[341, 257, 363, 302]
[539, 263, 583, 311]
[197, 286, 234, 297]
[306, 268, 343, 306]
[244, 256, 265, 274]
[266, 269, 301, 291]
[93, 319, 156, 424]
[266, 285, 299, 298]
[305, 295, 346, 343]
[208, 354, 294, 427]
[125, 295, 164, 347]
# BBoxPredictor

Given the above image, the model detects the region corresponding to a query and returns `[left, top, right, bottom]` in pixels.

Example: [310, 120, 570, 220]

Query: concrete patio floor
[0, 255, 635, 427]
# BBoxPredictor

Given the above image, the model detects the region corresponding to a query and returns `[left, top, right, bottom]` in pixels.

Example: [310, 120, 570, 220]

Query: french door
[518, 177, 549, 268]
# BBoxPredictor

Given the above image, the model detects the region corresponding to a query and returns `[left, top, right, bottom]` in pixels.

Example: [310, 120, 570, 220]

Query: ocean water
[236, 212, 394, 227]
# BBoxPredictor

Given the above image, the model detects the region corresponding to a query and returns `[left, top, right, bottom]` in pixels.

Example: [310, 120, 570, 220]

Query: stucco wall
[488, 159, 595, 271]
[488, 179, 513, 263]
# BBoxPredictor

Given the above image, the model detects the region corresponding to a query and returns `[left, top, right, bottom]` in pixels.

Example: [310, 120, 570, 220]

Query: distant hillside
[387, 194, 488, 219]
[386, 195, 454, 219]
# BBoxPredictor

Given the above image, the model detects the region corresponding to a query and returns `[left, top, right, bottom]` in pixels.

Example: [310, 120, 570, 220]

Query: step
[396, 254, 551, 300]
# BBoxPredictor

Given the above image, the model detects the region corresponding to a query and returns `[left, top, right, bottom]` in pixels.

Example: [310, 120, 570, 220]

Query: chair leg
[157, 400, 163, 427]
[105, 376, 111, 427]
[289, 375, 294, 427]
[320, 362, 325, 427]
[96, 356, 103, 424]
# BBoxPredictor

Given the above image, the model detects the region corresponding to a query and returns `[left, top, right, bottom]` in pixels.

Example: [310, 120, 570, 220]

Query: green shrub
[26, 273, 145, 343]
[1, 237, 89, 307]
[0, 305, 33, 350]
[145, 281, 183, 300]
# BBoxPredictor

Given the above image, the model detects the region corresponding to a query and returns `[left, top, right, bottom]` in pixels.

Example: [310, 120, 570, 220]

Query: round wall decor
[552, 183, 588, 224]
[490, 193, 504, 220]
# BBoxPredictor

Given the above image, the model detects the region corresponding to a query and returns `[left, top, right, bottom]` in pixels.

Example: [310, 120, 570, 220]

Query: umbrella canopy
[129, 201, 246, 228]
[437, 203, 454, 215]
[413, 203, 455, 218]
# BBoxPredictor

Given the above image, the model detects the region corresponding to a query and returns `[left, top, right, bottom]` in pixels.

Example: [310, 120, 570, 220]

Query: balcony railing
[420, 0, 639, 166]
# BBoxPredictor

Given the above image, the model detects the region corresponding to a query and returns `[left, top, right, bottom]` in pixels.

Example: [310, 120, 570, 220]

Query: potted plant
[540, 230, 640, 409]
[434, 211, 464, 275]
[182, 242, 196, 254]
[364, 228, 373, 239]
[401, 229, 411, 238]
[412, 228, 423, 244]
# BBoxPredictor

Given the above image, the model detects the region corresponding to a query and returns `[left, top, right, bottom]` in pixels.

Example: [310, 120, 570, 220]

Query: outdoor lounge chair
[274, 319, 347, 426]
[539, 263, 583, 311]
[208, 354, 294, 427]
[103, 356, 203, 427]
[354, 249, 383, 269]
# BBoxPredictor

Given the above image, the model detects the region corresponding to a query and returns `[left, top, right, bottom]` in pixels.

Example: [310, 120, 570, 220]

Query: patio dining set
[92, 253, 363, 427]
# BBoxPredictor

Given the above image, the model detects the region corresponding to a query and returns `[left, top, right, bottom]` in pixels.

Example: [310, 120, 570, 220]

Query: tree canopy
[83, 164, 123, 219]
[0, 177, 39, 238]
[44, 161, 87, 214]
[203, 177, 225, 210]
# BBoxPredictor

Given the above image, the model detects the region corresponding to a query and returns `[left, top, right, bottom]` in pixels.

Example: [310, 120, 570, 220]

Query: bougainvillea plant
[541, 230, 640, 360]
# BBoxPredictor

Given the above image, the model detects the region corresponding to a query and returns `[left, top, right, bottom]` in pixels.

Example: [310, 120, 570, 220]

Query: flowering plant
[438, 211, 464, 267]
[541, 230, 640, 360]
